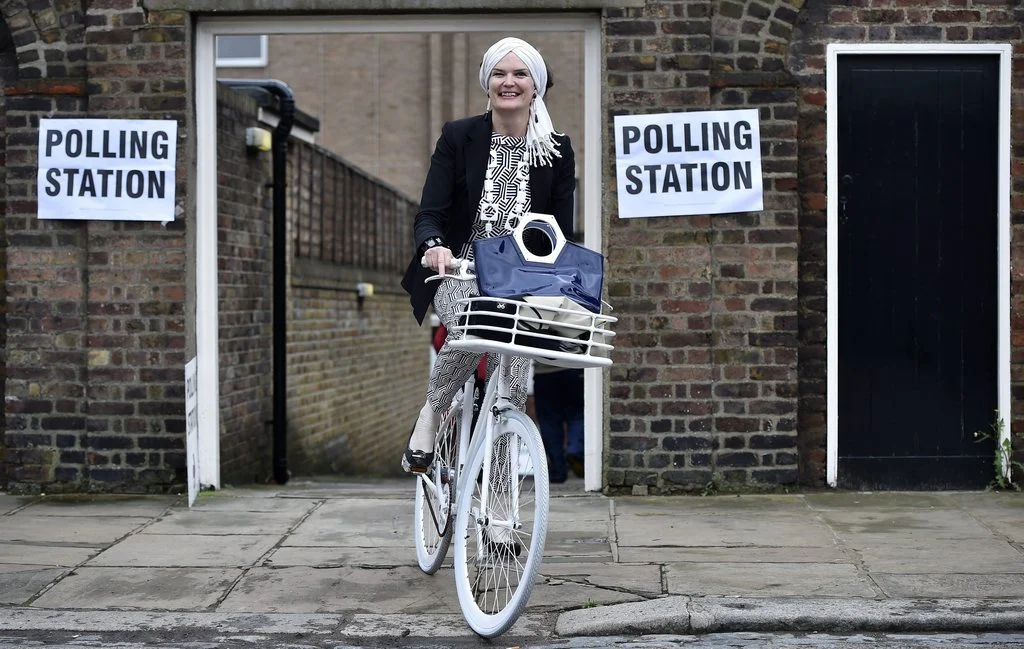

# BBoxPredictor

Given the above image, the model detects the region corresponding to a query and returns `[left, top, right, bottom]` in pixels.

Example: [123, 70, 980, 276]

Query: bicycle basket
[449, 296, 616, 369]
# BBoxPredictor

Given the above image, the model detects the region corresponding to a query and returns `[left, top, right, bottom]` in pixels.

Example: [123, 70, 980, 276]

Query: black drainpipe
[220, 79, 295, 485]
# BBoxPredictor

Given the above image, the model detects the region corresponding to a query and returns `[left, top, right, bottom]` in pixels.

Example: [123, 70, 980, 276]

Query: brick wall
[216, 85, 274, 485]
[0, 15, 15, 487]
[2, 0, 190, 493]
[604, 0, 800, 493]
[288, 264, 427, 477]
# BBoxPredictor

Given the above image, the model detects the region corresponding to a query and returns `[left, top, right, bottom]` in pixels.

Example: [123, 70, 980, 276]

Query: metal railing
[289, 142, 416, 274]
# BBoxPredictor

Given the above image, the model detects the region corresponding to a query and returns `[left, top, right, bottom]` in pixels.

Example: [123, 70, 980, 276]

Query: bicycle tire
[453, 410, 549, 638]
[413, 404, 461, 574]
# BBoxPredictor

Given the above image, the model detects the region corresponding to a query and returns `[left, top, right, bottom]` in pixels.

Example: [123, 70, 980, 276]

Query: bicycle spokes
[466, 429, 538, 614]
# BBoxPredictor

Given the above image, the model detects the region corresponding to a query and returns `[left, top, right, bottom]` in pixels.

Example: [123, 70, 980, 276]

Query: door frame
[825, 43, 1013, 487]
[195, 14, 605, 490]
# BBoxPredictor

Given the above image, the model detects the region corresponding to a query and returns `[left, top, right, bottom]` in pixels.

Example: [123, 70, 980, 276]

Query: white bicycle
[413, 259, 615, 638]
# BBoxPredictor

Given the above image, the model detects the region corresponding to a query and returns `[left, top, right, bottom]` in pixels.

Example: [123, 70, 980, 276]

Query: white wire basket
[447, 296, 616, 368]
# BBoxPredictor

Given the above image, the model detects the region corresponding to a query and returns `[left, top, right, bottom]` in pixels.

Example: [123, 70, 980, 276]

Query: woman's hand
[423, 245, 454, 277]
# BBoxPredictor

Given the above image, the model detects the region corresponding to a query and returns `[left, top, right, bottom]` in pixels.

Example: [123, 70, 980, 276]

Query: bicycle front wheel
[453, 410, 549, 638]
[413, 404, 461, 574]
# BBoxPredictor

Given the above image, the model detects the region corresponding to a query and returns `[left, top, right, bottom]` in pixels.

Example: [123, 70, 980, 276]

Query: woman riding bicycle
[400, 36, 577, 473]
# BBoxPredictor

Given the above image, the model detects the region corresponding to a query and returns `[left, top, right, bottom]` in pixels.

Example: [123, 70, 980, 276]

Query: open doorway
[194, 14, 604, 490]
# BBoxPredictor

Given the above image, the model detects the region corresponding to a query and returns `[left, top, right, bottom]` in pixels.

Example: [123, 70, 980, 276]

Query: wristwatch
[420, 236, 445, 254]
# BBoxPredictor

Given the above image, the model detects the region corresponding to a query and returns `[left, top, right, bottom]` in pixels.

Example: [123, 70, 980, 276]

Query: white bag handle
[512, 212, 566, 264]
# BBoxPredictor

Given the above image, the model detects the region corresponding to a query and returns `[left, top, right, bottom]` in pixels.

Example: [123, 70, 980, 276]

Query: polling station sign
[37, 118, 177, 222]
[614, 109, 763, 218]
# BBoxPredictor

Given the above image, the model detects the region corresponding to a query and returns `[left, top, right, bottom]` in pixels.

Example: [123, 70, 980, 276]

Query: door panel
[837, 55, 998, 489]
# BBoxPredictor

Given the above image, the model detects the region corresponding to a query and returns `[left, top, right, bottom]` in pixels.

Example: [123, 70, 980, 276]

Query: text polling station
[37, 118, 178, 222]
[614, 109, 763, 218]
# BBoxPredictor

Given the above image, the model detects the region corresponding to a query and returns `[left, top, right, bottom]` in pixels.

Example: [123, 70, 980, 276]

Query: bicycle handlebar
[422, 256, 476, 283]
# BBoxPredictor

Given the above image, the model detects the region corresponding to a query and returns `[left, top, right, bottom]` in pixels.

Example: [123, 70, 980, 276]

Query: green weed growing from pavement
[973, 415, 1023, 491]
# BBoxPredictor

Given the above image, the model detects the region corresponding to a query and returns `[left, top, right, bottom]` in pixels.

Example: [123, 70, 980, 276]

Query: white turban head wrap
[479, 37, 562, 167]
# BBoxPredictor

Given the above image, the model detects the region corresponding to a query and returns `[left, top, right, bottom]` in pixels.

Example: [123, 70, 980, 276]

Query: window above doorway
[216, 35, 268, 67]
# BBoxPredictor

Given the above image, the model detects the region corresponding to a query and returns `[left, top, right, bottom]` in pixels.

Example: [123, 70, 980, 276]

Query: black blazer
[401, 112, 577, 324]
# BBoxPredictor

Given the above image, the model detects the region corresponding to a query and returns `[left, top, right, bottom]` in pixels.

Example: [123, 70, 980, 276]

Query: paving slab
[873, 572, 1024, 598]
[546, 517, 610, 537]
[814, 508, 997, 538]
[286, 499, 412, 547]
[276, 480, 411, 499]
[266, 546, 412, 568]
[86, 534, 280, 567]
[528, 577, 643, 609]
[0, 516, 149, 546]
[548, 496, 610, 521]
[0, 565, 66, 605]
[217, 565, 462, 614]
[540, 562, 662, 597]
[182, 495, 318, 514]
[542, 541, 613, 561]
[665, 561, 877, 598]
[31, 567, 242, 610]
[804, 492, 952, 510]
[0, 542, 98, 567]
[21, 497, 175, 519]
[141, 509, 305, 536]
[615, 494, 810, 515]
[616, 545, 849, 564]
[844, 534, 1022, 573]
[0, 495, 34, 515]
[615, 512, 835, 548]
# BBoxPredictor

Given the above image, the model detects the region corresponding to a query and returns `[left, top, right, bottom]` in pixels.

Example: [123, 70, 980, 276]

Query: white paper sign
[184, 357, 200, 508]
[614, 109, 763, 218]
[37, 118, 177, 222]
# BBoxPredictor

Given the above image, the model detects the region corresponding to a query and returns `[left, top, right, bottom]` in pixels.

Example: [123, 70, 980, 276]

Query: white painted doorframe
[825, 43, 1013, 487]
[195, 14, 604, 490]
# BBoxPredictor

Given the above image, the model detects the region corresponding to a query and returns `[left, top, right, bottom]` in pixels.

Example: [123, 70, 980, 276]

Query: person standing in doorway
[532, 364, 584, 483]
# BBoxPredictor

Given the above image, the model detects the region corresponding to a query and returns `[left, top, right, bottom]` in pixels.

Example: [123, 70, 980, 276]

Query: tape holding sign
[614, 109, 764, 219]
[37, 118, 178, 222]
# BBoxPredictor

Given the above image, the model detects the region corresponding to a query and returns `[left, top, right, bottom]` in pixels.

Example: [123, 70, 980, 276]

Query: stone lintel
[143, 0, 644, 12]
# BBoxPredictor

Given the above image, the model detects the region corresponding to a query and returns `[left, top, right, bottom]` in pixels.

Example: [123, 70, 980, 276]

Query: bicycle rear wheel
[413, 404, 461, 574]
[453, 410, 549, 638]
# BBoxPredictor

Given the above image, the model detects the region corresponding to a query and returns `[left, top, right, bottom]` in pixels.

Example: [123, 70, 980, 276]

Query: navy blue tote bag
[472, 213, 603, 313]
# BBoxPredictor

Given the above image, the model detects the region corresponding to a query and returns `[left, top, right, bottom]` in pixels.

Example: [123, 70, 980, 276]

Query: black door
[837, 55, 999, 489]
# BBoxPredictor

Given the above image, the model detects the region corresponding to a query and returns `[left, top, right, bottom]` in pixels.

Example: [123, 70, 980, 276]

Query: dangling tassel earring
[486, 92, 492, 112]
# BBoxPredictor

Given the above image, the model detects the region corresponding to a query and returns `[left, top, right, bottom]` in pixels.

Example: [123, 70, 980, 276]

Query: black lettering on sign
[643, 125, 663, 154]
[45, 130, 63, 156]
[44, 168, 168, 199]
[625, 165, 643, 195]
[734, 121, 752, 150]
[622, 126, 641, 155]
[66, 130, 83, 157]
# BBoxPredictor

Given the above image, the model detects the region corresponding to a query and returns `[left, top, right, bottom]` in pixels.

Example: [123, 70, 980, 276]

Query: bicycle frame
[453, 352, 521, 557]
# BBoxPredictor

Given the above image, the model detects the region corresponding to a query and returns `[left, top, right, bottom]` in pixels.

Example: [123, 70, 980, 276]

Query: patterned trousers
[426, 278, 531, 414]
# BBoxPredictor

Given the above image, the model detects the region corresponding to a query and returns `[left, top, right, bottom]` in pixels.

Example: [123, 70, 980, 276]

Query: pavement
[1, 478, 1023, 642]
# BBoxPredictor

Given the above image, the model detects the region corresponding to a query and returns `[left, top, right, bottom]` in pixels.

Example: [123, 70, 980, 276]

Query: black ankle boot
[402, 448, 434, 474]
